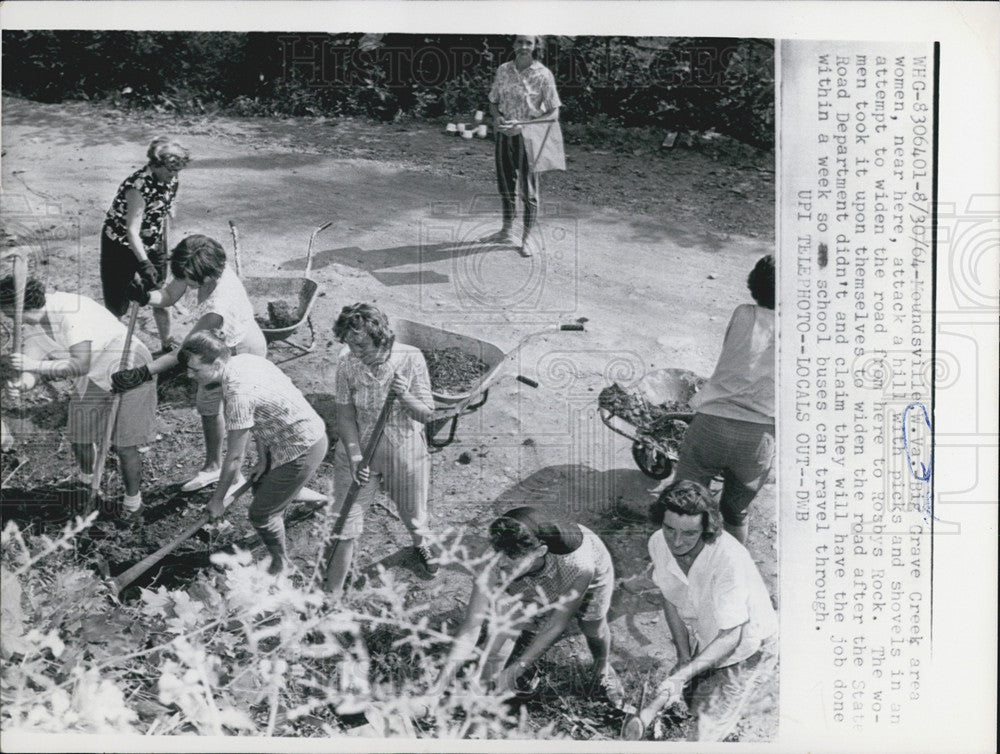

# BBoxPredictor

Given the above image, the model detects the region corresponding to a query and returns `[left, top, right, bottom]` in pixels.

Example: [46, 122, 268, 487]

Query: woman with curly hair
[636, 481, 777, 738]
[435, 506, 627, 709]
[323, 303, 438, 598]
[101, 136, 190, 353]
[669, 254, 776, 544]
[111, 234, 265, 496]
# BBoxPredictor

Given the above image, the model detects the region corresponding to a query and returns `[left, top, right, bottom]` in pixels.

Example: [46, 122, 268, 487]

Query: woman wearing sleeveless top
[436, 506, 627, 709]
[111, 234, 265, 495]
[101, 137, 189, 353]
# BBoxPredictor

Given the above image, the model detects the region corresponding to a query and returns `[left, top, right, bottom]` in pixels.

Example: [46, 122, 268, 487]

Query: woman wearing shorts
[101, 136, 189, 353]
[112, 234, 265, 495]
[436, 506, 626, 709]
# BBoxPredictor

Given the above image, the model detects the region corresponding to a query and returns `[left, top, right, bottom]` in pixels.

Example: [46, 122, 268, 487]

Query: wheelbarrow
[229, 220, 330, 356]
[393, 319, 584, 448]
[598, 368, 705, 479]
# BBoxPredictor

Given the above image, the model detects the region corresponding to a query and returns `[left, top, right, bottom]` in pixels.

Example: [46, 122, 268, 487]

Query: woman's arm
[207, 427, 252, 519]
[436, 572, 492, 691]
[662, 599, 693, 665]
[20, 341, 92, 381]
[495, 568, 591, 691]
[123, 188, 148, 262]
[148, 277, 187, 309]
[390, 372, 434, 424]
[335, 399, 366, 483]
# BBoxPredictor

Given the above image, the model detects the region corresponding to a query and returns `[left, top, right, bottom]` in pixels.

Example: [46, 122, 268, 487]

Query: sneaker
[181, 467, 222, 492]
[416, 545, 440, 576]
[222, 473, 248, 507]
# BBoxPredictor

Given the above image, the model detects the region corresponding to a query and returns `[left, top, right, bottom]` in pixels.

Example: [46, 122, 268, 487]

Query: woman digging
[435, 506, 628, 710]
[101, 136, 189, 353]
[111, 234, 269, 498]
[323, 303, 439, 600]
[176, 331, 327, 575]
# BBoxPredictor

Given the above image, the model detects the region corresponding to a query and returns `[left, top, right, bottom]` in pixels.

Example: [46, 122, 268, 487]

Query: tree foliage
[2, 32, 773, 146]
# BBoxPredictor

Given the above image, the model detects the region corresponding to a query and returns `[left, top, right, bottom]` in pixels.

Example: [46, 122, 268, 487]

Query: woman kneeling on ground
[112, 234, 266, 496]
[436, 506, 627, 709]
[634, 481, 777, 740]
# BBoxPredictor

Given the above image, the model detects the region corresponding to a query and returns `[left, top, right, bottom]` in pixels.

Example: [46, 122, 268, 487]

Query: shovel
[88, 302, 140, 513]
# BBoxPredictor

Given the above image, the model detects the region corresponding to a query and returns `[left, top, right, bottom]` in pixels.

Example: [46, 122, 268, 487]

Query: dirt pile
[598, 383, 694, 445]
[255, 300, 299, 329]
[421, 347, 490, 394]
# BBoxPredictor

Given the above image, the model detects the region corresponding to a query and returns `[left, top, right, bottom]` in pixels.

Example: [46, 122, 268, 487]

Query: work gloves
[137, 258, 160, 290]
[111, 364, 152, 393]
[124, 279, 152, 306]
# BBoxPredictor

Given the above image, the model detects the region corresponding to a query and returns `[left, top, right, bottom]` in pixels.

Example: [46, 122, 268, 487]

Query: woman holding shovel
[628, 481, 777, 740]
[176, 331, 327, 576]
[0, 276, 156, 514]
[482, 34, 564, 257]
[323, 303, 438, 600]
[101, 136, 189, 353]
[111, 234, 265, 497]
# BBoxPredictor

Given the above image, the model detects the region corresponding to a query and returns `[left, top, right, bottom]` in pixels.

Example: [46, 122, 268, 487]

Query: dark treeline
[2, 32, 773, 147]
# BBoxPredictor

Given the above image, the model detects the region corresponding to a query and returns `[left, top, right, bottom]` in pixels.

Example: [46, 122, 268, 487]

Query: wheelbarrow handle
[229, 220, 243, 278]
[306, 221, 334, 278]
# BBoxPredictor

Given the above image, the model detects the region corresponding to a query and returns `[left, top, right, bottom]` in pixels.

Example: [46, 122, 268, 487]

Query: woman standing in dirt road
[110, 234, 275, 499]
[101, 136, 189, 354]
[482, 35, 562, 257]
[435, 506, 628, 710]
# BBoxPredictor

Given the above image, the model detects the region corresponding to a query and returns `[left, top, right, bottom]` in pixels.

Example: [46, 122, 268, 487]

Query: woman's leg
[578, 617, 612, 676]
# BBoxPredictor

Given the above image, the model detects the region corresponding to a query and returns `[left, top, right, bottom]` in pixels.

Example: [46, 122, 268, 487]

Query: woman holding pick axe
[101, 136, 190, 353]
[0, 276, 156, 514]
[176, 331, 327, 576]
[481, 34, 565, 257]
[323, 303, 439, 600]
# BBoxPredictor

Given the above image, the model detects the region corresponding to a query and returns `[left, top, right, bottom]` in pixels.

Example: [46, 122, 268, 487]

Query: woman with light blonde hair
[101, 136, 190, 352]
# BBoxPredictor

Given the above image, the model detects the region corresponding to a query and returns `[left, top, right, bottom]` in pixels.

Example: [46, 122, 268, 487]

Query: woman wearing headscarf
[101, 136, 190, 353]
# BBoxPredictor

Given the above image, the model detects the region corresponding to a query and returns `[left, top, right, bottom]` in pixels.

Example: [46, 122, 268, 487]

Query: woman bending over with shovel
[323, 303, 438, 600]
[111, 234, 266, 498]
[435, 506, 628, 710]
[176, 331, 327, 575]
[1, 276, 156, 514]
[628, 481, 777, 740]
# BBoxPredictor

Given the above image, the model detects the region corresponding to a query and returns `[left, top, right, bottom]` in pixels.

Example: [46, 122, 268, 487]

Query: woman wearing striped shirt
[178, 331, 327, 575]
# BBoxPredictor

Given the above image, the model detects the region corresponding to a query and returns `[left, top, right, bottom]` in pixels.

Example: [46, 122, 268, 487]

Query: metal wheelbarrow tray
[393, 319, 507, 448]
[598, 367, 705, 479]
[229, 220, 331, 355]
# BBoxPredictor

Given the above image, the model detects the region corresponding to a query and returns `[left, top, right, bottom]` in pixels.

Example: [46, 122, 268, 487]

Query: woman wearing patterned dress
[436, 506, 627, 708]
[482, 35, 562, 257]
[101, 136, 190, 352]
[111, 234, 265, 496]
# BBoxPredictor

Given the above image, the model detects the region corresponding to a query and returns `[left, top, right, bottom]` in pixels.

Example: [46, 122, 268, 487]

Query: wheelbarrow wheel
[632, 440, 673, 479]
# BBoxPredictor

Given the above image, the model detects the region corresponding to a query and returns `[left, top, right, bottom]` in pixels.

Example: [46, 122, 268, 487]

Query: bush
[2, 32, 773, 146]
[0, 512, 562, 739]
